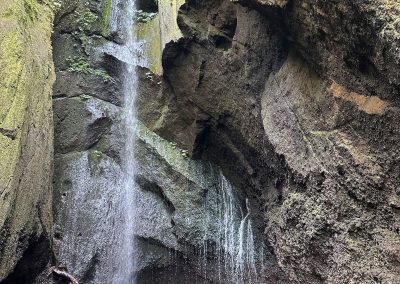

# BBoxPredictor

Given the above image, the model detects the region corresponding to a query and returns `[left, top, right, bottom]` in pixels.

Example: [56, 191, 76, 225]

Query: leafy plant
[133, 10, 157, 23]
[66, 56, 112, 82]
[75, 10, 98, 33]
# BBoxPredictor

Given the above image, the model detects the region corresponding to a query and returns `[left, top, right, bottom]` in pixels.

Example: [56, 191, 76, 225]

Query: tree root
[48, 266, 79, 284]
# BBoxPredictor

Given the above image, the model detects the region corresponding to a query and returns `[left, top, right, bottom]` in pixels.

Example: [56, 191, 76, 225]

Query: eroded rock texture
[0, 0, 55, 282]
[34, 0, 400, 283]
[48, 0, 275, 283]
[150, 0, 400, 283]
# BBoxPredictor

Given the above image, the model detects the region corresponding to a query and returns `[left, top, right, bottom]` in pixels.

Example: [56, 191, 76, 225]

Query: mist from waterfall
[108, 0, 140, 283]
[54, 0, 141, 277]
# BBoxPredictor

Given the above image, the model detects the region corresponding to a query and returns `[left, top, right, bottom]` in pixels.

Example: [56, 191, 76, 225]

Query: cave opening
[136, 0, 158, 13]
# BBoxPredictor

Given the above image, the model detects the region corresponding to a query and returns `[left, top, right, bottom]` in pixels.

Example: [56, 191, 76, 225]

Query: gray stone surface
[0, 0, 55, 281]
[151, 0, 400, 283]
[34, 0, 400, 283]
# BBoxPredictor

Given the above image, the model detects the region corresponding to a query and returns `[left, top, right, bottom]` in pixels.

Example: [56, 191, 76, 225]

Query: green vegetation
[74, 10, 98, 33]
[133, 10, 157, 23]
[24, 0, 40, 19]
[102, 0, 112, 36]
[80, 11, 98, 31]
[88, 150, 105, 174]
[68, 4, 100, 45]
[66, 56, 112, 82]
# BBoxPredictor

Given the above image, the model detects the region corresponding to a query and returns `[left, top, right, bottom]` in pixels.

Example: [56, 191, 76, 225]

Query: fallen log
[48, 266, 79, 284]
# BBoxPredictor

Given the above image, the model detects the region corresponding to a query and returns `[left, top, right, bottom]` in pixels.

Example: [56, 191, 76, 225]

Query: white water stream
[108, 0, 140, 283]
[57, 0, 141, 282]
[57, 0, 261, 282]
[217, 174, 259, 283]
[201, 172, 260, 283]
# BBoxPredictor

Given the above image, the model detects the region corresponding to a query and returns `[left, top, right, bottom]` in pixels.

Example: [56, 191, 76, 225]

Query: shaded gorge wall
[0, 0, 55, 282]
[1, 0, 399, 284]
[48, 0, 273, 283]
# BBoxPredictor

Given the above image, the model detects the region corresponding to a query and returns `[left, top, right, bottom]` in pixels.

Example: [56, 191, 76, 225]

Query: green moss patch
[101, 0, 112, 36]
[66, 56, 112, 82]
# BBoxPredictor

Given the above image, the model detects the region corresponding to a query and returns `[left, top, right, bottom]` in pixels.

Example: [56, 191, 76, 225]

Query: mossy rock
[0, 0, 55, 280]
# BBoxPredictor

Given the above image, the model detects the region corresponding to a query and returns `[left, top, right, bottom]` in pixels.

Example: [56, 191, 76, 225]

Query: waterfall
[55, 151, 125, 284]
[202, 172, 260, 283]
[56, 0, 141, 282]
[54, 0, 261, 282]
[108, 0, 140, 283]
[235, 199, 258, 283]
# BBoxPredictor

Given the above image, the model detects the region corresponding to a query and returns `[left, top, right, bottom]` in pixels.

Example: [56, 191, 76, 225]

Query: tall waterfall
[55, 0, 141, 282]
[108, 0, 139, 283]
[54, 1, 261, 283]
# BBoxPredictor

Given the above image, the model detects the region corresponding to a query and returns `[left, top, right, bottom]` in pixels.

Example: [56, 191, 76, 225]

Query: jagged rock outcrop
[151, 0, 400, 283]
[0, 0, 55, 282]
[20, 0, 399, 283]
[48, 0, 270, 283]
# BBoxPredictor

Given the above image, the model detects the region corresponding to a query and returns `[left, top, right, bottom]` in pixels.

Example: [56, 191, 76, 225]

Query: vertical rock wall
[0, 0, 55, 282]
[50, 1, 125, 283]
[50, 0, 283, 283]
[42, 0, 400, 283]
[152, 0, 400, 283]
[137, 0, 185, 74]
[158, 0, 185, 48]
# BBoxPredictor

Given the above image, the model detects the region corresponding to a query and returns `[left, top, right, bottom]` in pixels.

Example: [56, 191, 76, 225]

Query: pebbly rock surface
[150, 0, 400, 283]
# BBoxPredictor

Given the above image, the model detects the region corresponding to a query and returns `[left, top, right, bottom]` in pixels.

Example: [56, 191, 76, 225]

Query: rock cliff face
[2, 0, 398, 283]
[48, 0, 400, 283]
[153, 0, 400, 283]
[0, 0, 55, 282]
[50, 0, 265, 283]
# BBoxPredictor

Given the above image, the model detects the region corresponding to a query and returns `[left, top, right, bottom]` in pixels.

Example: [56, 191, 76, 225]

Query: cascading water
[107, 0, 141, 283]
[55, 1, 261, 282]
[217, 174, 259, 284]
[133, 120, 263, 283]
[55, 1, 141, 283]
[236, 199, 258, 283]
[201, 172, 260, 284]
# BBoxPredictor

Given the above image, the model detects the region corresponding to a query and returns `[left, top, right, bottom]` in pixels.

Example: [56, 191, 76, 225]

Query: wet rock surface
[47, 0, 274, 283]
[16, 0, 400, 283]
[150, 0, 400, 283]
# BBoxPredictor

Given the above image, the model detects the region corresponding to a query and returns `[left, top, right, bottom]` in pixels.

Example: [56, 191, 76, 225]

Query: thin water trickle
[202, 172, 260, 283]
